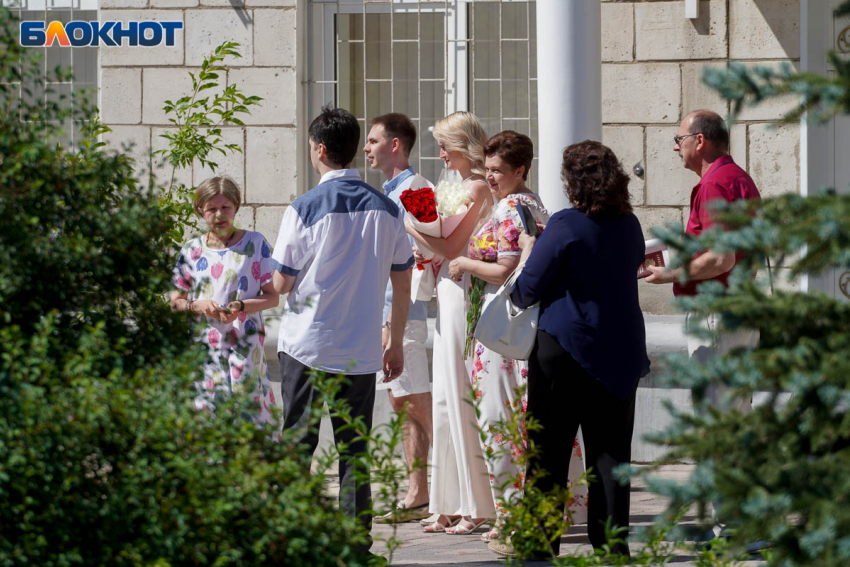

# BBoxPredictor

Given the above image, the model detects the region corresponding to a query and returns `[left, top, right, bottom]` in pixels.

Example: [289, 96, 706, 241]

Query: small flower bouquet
[399, 174, 440, 301]
[463, 233, 497, 358]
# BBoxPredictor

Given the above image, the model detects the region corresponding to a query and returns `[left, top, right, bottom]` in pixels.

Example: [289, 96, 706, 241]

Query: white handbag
[473, 265, 539, 360]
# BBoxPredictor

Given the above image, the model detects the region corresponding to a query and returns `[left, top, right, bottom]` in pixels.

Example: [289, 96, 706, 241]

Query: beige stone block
[681, 62, 729, 118]
[255, 206, 288, 245]
[638, 280, 680, 315]
[142, 67, 225, 125]
[193, 128, 246, 191]
[201, 0, 244, 5]
[100, 68, 141, 125]
[99, 11, 184, 67]
[100, 0, 147, 7]
[633, 207, 684, 241]
[186, 10, 253, 67]
[603, 126, 645, 206]
[246, 0, 296, 5]
[748, 123, 800, 198]
[104, 125, 151, 173]
[646, 126, 701, 205]
[152, 0, 198, 6]
[753, 267, 802, 293]
[735, 61, 801, 121]
[602, 64, 680, 124]
[151, 127, 194, 189]
[730, 0, 800, 60]
[602, 3, 633, 63]
[246, 127, 298, 204]
[730, 123, 747, 168]
[254, 9, 296, 67]
[227, 68, 296, 125]
[636, 0, 727, 61]
[234, 205, 255, 232]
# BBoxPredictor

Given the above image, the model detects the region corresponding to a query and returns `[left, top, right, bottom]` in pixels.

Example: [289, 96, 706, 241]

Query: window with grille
[306, 0, 538, 191]
[3, 0, 98, 149]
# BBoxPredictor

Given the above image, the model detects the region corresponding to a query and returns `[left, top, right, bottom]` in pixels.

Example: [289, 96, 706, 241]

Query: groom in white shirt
[364, 113, 434, 523]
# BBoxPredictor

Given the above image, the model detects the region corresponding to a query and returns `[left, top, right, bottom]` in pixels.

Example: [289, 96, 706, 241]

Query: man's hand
[645, 265, 679, 284]
[412, 246, 427, 264]
[382, 342, 404, 383]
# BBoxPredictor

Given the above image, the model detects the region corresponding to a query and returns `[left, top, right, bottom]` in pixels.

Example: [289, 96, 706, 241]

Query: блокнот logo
[20, 21, 183, 47]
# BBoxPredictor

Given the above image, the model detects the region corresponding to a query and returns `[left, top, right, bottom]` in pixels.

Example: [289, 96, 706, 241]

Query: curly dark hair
[561, 140, 632, 217]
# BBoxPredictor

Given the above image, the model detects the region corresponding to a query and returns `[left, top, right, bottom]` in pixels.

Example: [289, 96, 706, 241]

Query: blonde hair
[193, 176, 241, 216]
[433, 111, 488, 176]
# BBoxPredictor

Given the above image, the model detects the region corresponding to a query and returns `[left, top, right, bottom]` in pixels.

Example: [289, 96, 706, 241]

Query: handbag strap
[499, 262, 525, 295]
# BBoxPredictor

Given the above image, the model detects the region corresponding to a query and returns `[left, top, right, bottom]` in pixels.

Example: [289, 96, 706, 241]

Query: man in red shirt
[646, 110, 767, 551]
[647, 110, 760, 412]
[647, 110, 760, 293]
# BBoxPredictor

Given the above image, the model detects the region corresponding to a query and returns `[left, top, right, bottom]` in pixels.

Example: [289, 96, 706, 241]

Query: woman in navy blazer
[509, 140, 650, 558]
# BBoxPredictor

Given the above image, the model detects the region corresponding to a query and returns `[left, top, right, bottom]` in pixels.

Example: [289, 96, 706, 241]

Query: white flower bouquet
[433, 168, 472, 238]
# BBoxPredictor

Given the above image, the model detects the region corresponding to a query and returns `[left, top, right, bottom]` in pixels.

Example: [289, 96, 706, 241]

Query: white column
[535, 0, 602, 212]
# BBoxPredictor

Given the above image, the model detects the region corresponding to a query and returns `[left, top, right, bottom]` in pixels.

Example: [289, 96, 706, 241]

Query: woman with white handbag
[447, 131, 587, 542]
[501, 141, 651, 559]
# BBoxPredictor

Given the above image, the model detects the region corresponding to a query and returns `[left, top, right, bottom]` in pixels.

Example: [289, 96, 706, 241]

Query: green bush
[0, 7, 370, 566]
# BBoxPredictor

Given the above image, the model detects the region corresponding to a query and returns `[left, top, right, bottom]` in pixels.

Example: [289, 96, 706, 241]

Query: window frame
[302, 0, 538, 193]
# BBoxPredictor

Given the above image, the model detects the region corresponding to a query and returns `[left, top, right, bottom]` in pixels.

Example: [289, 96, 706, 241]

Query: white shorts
[377, 319, 431, 397]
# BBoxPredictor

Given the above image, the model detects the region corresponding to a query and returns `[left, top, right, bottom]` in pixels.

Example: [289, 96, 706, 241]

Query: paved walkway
[360, 465, 764, 566]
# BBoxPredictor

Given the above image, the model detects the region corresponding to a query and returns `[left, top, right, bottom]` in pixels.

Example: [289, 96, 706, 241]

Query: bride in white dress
[406, 112, 496, 535]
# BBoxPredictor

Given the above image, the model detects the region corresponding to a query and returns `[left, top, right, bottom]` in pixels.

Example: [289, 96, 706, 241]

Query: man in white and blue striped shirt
[272, 107, 412, 547]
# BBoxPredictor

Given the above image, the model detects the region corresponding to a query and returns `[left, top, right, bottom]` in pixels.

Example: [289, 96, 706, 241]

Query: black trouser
[279, 351, 376, 539]
[526, 330, 636, 557]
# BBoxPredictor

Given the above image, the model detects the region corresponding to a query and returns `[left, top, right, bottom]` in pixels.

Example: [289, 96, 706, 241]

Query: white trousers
[686, 312, 759, 413]
[428, 266, 496, 518]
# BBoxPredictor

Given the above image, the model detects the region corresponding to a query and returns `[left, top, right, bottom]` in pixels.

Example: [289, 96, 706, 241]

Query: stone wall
[99, 0, 298, 248]
[100, 0, 802, 314]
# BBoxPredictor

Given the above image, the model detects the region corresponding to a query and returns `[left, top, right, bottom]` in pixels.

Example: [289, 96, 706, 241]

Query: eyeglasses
[673, 133, 701, 145]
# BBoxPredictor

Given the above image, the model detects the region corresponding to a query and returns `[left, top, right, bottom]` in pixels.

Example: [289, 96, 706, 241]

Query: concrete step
[262, 308, 692, 462]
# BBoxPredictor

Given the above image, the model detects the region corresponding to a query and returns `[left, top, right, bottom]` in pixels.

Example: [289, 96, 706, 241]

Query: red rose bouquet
[399, 174, 441, 301]
[400, 186, 438, 224]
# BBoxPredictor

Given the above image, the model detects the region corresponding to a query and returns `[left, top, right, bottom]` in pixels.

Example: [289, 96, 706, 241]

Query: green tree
[0, 7, 371, 565]
[154, 41, 262, 248]
[637, 3, 850, 566]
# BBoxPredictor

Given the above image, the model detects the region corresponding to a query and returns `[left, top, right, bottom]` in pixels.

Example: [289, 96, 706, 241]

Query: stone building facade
[94, 0, 803, 314]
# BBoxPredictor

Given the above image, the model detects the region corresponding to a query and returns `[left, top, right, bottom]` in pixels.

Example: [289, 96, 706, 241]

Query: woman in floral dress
[447, 132, 588, 541]
[170, 177, 279, 425]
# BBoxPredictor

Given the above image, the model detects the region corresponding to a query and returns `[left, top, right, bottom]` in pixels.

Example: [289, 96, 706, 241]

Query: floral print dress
[173, 230, 276, 426]
[468, 192, 588, 524]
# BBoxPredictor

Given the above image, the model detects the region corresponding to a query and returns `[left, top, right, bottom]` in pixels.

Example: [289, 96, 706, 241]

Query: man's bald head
[685, 110, 729, 151]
